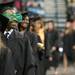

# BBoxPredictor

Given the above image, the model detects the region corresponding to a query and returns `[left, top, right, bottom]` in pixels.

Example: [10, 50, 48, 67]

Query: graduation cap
[2, 11, 22, 23]
[0, 14, 9, 32]
[0, 1, 14, 13]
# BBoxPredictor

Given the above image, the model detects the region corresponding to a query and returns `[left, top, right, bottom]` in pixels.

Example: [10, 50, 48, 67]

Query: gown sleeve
[23, 34, 35, 75]
[4, 48, 15, 75]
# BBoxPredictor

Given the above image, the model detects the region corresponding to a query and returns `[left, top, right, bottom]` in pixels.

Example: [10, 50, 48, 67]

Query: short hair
[8, 20, 18, 25]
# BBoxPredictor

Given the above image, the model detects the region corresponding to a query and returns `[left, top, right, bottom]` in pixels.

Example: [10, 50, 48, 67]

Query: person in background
[34, 19, 46, 75]
[63, 21, 72, 72]
[0, 32, 15, 75]
[29, 17, 42, 75]
[45, 20, 59, 75]
[70, 19, 75, 64]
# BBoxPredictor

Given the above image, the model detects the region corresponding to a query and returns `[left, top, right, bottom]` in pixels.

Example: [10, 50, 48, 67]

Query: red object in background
[14, 0, 21, 10]
[14, 0, 26, 11]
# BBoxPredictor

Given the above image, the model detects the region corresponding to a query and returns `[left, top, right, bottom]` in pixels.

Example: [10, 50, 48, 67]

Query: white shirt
[4, 29, 13, 38]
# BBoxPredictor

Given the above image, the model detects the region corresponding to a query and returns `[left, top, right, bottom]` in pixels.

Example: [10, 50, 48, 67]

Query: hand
[52, 46, 56, 51]
[49, 57, 53, 61]
[59, 47, 63, 52]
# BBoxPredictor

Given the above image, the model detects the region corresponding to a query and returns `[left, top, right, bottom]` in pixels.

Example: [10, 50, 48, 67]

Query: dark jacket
[45, 30, 58, 57]
[63, 30, 75, 60]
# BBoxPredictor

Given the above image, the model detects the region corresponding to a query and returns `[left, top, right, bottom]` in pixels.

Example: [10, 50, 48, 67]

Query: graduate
[0, 7, 35, 75]
[3, 19, 35, 75]
[0, 32, 15, 75]
[33, 19, 46, 75]
[19, 13, 39, 75]
[45, 20, 59, 74]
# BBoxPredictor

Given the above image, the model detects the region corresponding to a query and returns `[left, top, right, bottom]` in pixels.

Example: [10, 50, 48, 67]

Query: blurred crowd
[0, 6, 75, 75]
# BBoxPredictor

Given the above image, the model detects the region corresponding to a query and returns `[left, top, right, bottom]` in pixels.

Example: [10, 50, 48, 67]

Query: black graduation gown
[0, 47, 15, 75]
[36, 34, 46, 75]
[5, 30, 35, 75]
[25, 31, 40, 75]
[26, 31, 38, 52]
[22, 32, 35, 75]
[20, 31, 40, 75]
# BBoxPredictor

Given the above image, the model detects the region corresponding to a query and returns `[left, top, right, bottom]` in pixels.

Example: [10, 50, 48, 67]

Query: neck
[39, 28, 44, 33]
[20, 27, 26, 31]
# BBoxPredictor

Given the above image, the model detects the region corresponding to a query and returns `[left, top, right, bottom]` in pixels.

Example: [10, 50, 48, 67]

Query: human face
[48, 22, 54, 31]
[21, 16, 29, 28]
[35, 22, 41, 29]
[23, 16, 29, 24]
[34, 21, 42, 33]
[10, 22, 18, 29]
